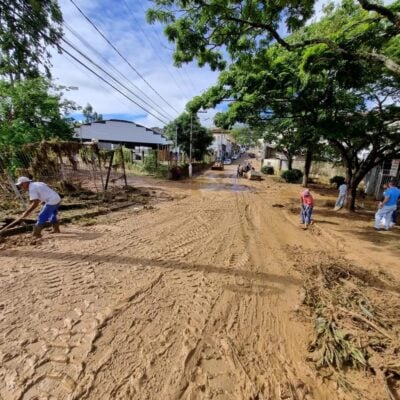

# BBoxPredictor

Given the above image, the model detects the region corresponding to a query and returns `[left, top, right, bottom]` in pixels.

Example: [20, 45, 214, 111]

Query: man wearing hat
[16, 177, 61, 238]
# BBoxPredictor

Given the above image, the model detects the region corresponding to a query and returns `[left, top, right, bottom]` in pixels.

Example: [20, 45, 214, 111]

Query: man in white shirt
[16, 177, 61, 238]
[334, 181, 348, 210]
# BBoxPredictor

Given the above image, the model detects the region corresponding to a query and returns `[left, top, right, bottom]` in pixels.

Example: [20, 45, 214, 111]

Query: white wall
[75, 120, 170, 145]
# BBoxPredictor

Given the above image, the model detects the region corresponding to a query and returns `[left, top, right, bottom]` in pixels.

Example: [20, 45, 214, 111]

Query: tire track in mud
[0, 175, 339, 400]
[66, 190, 262, 399]
[0, 195, 227, 399]
[193, 190, 311, 400]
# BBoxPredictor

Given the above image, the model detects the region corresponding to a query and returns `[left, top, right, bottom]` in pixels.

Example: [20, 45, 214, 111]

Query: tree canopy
[229, 126, 263, 147]
[0, 78, 75, 153]
[82, 103, 104, 123]
[164, 113, 213, 161]
[148, 0, 400, 75]
[172, 1, 400, 209]
[0, 0, 63, 82]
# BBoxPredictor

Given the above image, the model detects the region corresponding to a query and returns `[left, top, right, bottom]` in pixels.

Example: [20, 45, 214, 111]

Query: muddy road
[0, 164, 399, 400]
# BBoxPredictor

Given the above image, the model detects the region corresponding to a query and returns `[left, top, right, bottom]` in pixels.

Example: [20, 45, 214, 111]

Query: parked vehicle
[211, 161, 224, 170]
[232, 154, 239, 160]
[223, 158, 232, 165]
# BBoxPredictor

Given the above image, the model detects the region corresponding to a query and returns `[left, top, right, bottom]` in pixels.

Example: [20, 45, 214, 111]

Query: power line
[121, 0, 193, 97]
[60, 43, 169, 125]
[63, 22, 176, 121]
[136, 0, 199, 95]
[69, 0, 180, 115]
[61, 36, 174, 122]
[60, 50, 140, 117]
[0, 1, 171, 125]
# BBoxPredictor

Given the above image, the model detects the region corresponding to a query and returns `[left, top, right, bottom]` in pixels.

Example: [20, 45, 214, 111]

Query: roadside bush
[168, 165, 184, 180]
[143, 151, 157, 173]
[330, 175, 346, 188]
[281, 169, 303, 183]
[261, 165, 274, 175]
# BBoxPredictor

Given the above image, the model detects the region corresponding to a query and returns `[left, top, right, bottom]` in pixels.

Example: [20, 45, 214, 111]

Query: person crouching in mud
[16, 177, 61, 238]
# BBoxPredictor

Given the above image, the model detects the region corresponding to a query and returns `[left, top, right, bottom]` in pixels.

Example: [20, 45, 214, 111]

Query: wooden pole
[104, 150, 114, 191]
[98, 153, 105, 191]
[120, 147, 128, 187]
[0, 155, 26, 207]
[58, 153, 66, 181]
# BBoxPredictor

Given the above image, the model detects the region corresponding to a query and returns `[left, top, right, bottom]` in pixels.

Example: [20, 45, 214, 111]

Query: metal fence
[0, 142, 132, 209]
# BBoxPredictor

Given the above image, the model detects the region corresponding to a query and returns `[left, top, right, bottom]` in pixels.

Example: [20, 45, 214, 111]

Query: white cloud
[50, 0, 220, 128]
[55, 0, 394, 129]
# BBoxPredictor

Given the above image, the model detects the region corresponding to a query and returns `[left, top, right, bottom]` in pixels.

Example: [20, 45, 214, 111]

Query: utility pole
[189, 114, 193, 178]
[175, 126, 179, 163]
[189, 110, 208, 178]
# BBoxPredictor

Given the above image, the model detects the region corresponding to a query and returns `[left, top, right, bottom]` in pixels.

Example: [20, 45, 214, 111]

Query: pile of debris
[298, 255, 400, 398]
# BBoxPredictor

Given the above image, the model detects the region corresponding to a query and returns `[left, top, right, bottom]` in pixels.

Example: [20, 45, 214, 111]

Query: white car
[232, 154, 238, 160]
[223, 158, 232, 165]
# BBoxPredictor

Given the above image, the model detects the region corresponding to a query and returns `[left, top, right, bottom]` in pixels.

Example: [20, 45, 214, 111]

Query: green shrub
[281, 169, 303, 183]
[143, 151, 158, 173]
[330, 175, 346, 188]
[261, 165, 274, 175]
[168, 165, 184, 180]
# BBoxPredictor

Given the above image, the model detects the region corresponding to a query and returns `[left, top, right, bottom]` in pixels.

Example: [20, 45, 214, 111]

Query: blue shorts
[37, 203, 60, 226]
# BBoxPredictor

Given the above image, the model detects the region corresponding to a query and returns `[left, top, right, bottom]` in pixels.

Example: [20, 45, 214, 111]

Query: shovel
[0, 216, 24, 236]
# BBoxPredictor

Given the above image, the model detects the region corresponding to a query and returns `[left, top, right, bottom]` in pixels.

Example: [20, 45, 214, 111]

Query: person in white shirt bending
[334, 181, 348, 210]
[16, 177, 61, 238]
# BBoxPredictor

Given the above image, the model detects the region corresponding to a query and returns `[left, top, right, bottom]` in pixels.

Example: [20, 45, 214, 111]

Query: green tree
[229, 126, 262, 147]
[183, 3, 400, 210]
[0, 77, 74, 152]
[82, 103, 103, 123]
[164, 112, 213, 161]
[148, 0, 400, 75]
[0, 0, 63, 82]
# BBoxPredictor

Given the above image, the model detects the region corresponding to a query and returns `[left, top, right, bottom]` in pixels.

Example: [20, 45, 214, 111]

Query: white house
[74, 119, 172, 149]
[209, 128, 233, 159]
[364, 159, 400, 199]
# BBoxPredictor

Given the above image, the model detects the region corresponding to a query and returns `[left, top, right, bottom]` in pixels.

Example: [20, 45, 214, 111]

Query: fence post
[58, 153, 66, 181]
[120, 147, 128, 187]
[0, 155, 26, 207]
[104, 150, 114, 191]
[98, 153, 105, 191]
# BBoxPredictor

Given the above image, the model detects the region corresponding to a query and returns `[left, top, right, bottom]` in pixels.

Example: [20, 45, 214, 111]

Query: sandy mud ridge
[0, 166, 399, 399]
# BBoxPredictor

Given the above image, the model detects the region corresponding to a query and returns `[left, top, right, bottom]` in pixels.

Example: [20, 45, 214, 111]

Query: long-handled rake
[0, 216, 24, 236]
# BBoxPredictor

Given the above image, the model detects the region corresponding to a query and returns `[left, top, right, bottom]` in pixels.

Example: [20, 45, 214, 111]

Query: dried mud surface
[0, 163, 399, 400]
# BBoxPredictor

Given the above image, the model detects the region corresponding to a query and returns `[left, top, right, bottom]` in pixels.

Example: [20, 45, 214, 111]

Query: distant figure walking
[374, 180, 400, 231]
[300, 188, 314, 229]
[237, 164, 241, 178]
[334, 181, 348, 210]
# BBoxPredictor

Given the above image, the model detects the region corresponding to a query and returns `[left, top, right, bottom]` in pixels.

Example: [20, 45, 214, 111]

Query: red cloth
[301, 191, 314, 207]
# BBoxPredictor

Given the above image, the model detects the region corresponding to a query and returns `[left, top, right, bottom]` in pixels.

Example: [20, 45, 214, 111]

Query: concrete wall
[262, 158, 288, 172]
[292, 161, 346, 182]
[75, 120, 170, 145]
[263, 158, 346, 181]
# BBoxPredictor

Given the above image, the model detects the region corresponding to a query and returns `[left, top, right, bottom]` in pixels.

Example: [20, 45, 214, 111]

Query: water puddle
[199, 183, 255, 192]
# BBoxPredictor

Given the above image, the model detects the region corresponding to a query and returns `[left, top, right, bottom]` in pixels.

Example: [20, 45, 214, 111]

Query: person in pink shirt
[300, 188, 314, 228]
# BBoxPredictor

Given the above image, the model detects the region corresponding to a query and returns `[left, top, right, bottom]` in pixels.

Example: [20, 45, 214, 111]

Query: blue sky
[50, 0, 331, 128]
[51, 0, 222, 128]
